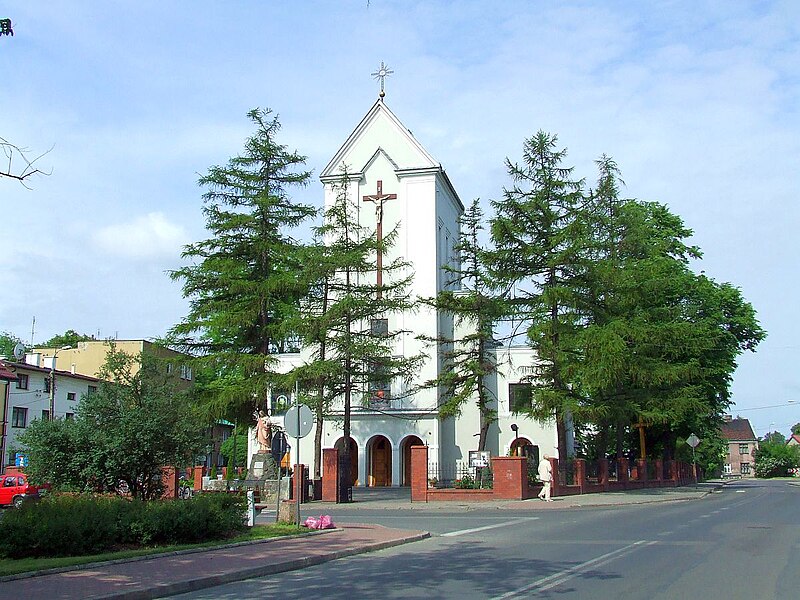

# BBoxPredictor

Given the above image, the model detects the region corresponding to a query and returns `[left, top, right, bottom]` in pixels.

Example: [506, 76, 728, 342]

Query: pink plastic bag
[318, 515, 335, 529]
[303, 515, 335, 529]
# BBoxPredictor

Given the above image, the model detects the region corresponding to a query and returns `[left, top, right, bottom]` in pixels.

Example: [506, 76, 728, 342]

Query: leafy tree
[571, 157, 764, 460]
[0, 331, 23, 359]
[792, 423, 800, 436]
[490, 131, 587, 459]
[754, 437, 800, 478]
[169, 108, 315, 423]
[302, 169, 423, 499]
[419, 199, 507, 451]
[219, 428, 248, 472]
[41, 329, 93, 349]
[19, 348, 207, 500]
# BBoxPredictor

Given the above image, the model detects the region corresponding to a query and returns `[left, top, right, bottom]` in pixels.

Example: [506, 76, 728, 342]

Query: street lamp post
[48, 346, 72, 421]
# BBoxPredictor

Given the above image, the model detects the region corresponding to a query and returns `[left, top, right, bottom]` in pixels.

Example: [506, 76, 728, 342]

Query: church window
[367, 359, 391, 408]
[509, 383, 533, 413]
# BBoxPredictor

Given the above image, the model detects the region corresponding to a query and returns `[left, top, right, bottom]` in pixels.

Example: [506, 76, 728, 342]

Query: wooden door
[371, 437, 391, 486]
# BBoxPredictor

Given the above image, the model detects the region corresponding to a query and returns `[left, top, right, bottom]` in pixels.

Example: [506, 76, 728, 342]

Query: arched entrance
[334, 437, 359, 486]
[401, 435, 423, 486]
[368, 435, 392, 487]
[510, 437, 533, 457]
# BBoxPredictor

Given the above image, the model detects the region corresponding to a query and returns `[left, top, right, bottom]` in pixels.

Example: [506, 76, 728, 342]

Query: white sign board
[469, 450, 491, 468]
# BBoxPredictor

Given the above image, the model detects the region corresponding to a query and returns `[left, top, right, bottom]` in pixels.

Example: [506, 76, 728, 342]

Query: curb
[95, 530, 431, 600]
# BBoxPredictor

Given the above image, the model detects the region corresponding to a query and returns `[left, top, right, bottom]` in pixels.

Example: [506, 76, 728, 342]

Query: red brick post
[549, 457, 560, 497]
[655, 459, 664, 485]
[637, 459, 648, 483]
[161, 466, 179, 499]
[598, 459, 609, 491]
[492, 456, 527, 500]
[618, 458, 630, 486]
[322, 448, 339, 502]
[193, 465, 204, 491]
[667, 460, 677, 483]
[410, 445, 428, 503]
[574, 459, 586, 494]
[293, 464, 306, 503]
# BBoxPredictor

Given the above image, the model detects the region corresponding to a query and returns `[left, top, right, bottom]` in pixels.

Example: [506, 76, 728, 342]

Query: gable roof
[721, 418, 757, 441]
[788, 433, 800, 445]
[321, 98, 438, 179]
[0, 360, 17, 381]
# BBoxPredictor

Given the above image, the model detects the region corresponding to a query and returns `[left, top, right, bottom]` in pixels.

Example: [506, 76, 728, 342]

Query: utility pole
[48, 346, 72, 421]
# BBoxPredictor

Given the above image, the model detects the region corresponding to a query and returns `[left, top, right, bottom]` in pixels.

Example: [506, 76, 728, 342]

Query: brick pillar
[618, 458, 630, 486]
[574, 459, 587, 493]
[193, 465, 204, 491]
[655, 459, 664, 483]
[667, 460, 677, 483]
[161, 466, 179, 499]
[293, 464, 307, 503]
[637, 459, 648, 483]
[410, 445, 428, 503]
[598, 459, 609, 491]
[322, 448, 339, 502]
[549, 457, 560, 497]
[492, 456, 527, 500]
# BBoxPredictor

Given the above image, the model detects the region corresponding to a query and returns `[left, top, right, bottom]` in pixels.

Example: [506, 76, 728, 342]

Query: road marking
[735, 490, 746, 493]
[441, 518, 538, 537]
[491, 540, 657, 599]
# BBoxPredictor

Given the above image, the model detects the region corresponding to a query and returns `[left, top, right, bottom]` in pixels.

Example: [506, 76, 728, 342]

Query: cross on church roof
[371, 61, 394, 98]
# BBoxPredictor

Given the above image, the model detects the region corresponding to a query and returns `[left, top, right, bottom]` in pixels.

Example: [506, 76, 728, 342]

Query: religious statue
[254, 409, 272, 453]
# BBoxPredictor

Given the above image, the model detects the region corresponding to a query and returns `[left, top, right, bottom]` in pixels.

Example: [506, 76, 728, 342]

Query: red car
[0, 474, 43, 508]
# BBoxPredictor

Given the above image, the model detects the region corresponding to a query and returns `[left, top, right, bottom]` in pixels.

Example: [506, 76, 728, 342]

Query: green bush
[0, 493, 247, 559]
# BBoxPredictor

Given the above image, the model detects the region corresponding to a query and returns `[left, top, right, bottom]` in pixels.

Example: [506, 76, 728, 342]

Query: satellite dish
[12, 343, 25, 360]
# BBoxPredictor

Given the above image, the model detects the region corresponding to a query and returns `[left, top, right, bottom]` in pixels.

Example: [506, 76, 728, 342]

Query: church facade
[249, 98, 561, 486]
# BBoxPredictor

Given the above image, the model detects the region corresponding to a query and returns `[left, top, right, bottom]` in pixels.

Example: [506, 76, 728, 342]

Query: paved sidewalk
[0, 523, 429, 600]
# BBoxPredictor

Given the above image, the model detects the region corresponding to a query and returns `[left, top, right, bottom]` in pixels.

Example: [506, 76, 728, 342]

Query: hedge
[0, 492, 247, 559]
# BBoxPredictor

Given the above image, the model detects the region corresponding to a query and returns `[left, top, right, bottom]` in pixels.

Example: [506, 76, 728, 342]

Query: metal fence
[557, 461, 576, 486]
[427, 462, 493, 489]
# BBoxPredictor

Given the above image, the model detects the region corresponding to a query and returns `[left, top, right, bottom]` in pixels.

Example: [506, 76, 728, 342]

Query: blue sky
[2, 1, 798, 437]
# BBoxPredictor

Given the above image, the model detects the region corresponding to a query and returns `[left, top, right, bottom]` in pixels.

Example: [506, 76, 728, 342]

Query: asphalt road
[169, 479, 799, 599]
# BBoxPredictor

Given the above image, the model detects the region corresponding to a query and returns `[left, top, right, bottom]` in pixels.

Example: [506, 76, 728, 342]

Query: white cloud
[92, 212, 188, 260]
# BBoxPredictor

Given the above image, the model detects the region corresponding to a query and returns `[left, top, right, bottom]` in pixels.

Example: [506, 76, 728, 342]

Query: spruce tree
[169, 108, 315, 421]
[299, 169, 423, 499]
[419, 199, 507, 451]
[490, 132, 587, 460]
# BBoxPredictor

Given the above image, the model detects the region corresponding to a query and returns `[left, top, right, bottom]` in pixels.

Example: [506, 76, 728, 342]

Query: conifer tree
[419, 199, 507, 451]
[169, 108, 315, 421]
[308, 170, 423, 500]
[489, 132, 587, 460]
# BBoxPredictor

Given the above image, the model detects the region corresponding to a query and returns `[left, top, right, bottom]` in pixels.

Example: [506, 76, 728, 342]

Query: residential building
[0, 359, 99, 469]
[721, 415, 758, 477]
[787, 433, 800, 446]
[32, 339, 194, 389]
[250, 94, 561, 486]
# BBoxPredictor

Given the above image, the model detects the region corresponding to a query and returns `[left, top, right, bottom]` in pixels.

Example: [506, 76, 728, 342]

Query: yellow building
[31, 340, 194, 389]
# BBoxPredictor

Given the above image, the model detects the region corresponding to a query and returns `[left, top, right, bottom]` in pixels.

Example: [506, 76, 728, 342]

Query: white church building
[249, 95, 562, 487]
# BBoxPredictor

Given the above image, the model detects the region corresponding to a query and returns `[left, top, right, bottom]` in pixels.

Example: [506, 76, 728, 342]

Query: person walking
[537, 454, 553, 501]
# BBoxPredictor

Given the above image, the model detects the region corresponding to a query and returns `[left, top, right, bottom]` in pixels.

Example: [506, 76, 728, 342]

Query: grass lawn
[0, 523, 304, 578]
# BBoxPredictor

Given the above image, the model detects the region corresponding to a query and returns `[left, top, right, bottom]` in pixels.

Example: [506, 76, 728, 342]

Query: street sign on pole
[284, 405, 313, 439]
[686, 433, 701, 484]
[270, 431, 289, 464]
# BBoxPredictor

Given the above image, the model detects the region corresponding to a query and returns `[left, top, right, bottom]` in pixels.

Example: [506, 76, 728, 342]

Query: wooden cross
[363, 180, 397, 298]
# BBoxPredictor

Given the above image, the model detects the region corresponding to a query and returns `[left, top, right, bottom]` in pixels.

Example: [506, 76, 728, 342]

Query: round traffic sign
[284, 405, 314, 438]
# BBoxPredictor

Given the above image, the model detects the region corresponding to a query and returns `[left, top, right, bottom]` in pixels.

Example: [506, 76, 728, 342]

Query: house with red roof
[721, 415, 758, 478]
[787, 433, 800, 447]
